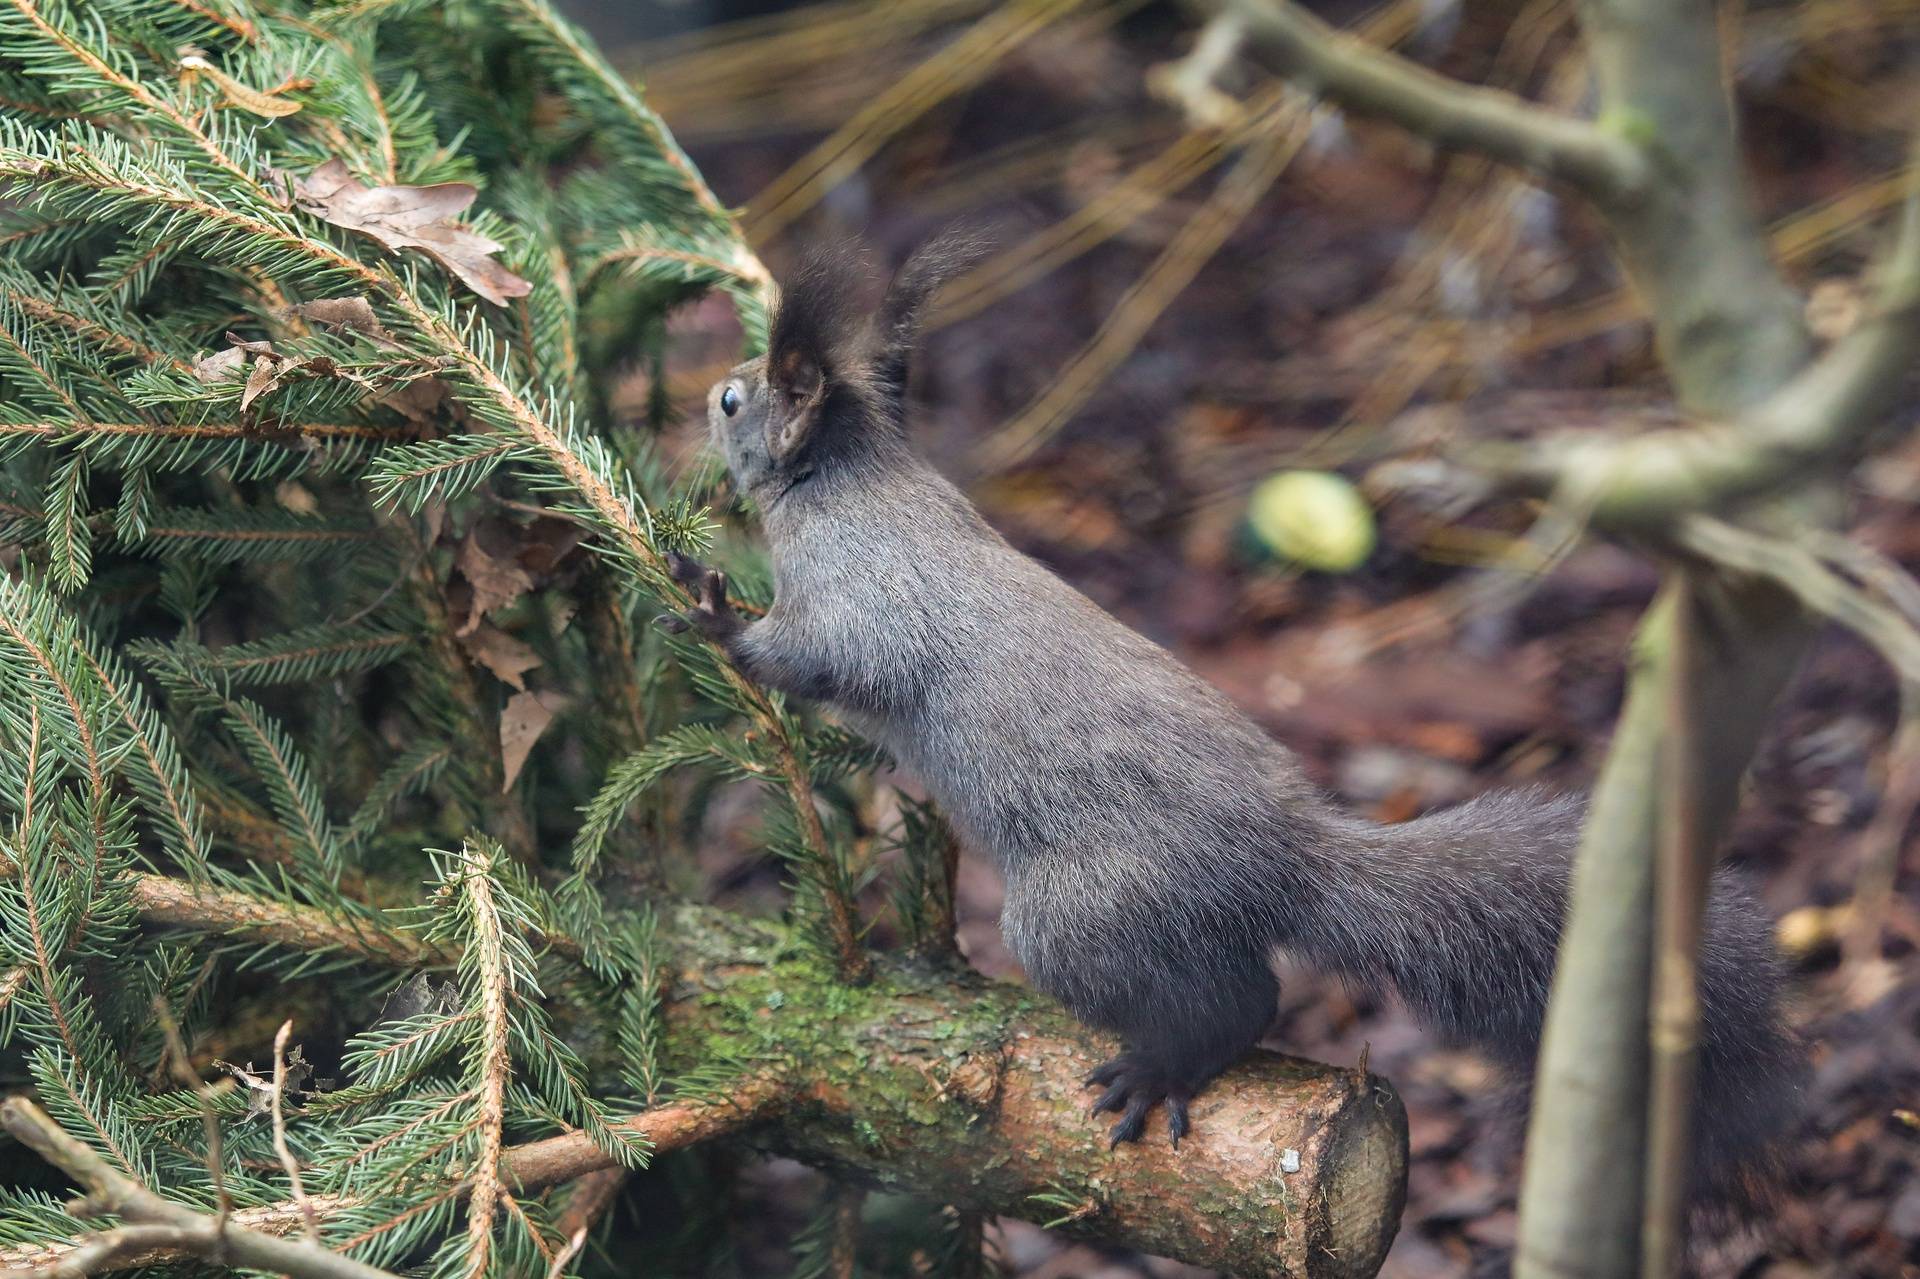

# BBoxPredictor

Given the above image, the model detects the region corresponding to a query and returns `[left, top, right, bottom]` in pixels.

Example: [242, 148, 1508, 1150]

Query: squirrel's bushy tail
[1300, 789, 1803, 1189]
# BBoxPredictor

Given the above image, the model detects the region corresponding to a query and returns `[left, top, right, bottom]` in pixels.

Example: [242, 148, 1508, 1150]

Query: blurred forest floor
[566, 0, 1920, 1273]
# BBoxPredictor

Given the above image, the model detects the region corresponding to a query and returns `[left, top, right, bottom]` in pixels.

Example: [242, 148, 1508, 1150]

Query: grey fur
[672, 244, 1803, 1175]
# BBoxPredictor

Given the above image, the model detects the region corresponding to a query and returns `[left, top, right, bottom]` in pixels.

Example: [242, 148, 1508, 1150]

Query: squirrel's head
[708, 235, 979, 501]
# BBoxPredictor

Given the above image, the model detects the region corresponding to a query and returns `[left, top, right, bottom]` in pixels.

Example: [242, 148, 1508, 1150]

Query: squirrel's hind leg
[1005, 864, 1280, 1148]
[1079, 966, 1278, 1149]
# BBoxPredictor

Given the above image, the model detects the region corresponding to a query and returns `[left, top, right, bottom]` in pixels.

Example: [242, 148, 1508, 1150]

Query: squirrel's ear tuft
[873, 230, 989, 400]
[767, 243, 867, 465]
[768, 242, 867, 383]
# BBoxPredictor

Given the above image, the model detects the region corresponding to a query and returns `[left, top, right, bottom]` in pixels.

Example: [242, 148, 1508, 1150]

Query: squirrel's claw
[1089, 1078, 1130, 1116]
[665, 549, 706, 588]
[658, 553, 742, 644]
[1107, 1092, 1155, 1148]
[1084, 1051, 1194, 1150]
[1165, 1092, 1191, 1148]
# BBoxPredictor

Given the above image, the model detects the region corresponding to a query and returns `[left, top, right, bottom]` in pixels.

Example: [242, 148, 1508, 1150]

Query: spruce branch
[125, 872, 437, 967]
[0, 576, 108, 824]
[450, 840, 514, 1279]
[1, 859, 1407, 1278]
[71, 639, 213, 876]
[0, 0, 284, 205]
[0, 421, 414, 442]
[1, 1095, 403, 1279]
[0, 66, 857, 981]
[480, 0, 758, 243]
[0, 1081, 787, 1275]
[152, 998, 230, 1229]
[0, 285, 190, 373]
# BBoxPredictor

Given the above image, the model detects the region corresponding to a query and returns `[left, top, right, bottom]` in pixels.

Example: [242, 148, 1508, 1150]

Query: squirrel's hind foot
[1085, 1052, 1193, 1149]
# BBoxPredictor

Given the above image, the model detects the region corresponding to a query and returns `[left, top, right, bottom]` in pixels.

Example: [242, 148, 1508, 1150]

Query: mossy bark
[655, 905, 1408, 1279]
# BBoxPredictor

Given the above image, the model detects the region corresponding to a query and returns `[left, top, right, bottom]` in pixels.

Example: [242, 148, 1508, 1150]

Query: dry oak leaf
[192, 337, 284, 410]
[241, 349, 281, 411]
[281, 159, 532, 306]
[279, 295, 402, 349]
[203, 333, 353, 414]
[454, 522, 535, 637]
[460, 621, 543, 691]
[192, 345, 250, 382]
[499, 689, 566, 792]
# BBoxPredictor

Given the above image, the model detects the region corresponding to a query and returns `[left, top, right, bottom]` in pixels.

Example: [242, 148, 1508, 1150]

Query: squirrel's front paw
[657, 550, 742, 643]
[1086, 1051, 1194, 1149]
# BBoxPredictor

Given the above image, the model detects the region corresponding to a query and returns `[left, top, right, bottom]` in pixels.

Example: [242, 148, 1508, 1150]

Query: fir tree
[0, 2, 950, 1274]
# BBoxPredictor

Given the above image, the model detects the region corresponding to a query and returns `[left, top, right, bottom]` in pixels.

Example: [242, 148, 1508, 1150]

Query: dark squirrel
[663, 240, 1804, 1180]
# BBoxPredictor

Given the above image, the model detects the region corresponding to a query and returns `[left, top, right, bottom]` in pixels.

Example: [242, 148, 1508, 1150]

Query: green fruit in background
[1247, 470, 1377, 572]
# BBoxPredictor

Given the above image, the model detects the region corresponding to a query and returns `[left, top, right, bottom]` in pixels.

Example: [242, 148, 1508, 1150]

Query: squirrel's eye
[720, 385, 742, 417]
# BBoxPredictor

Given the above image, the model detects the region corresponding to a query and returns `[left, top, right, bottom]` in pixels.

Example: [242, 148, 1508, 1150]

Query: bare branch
[826, 1184, 865, 1279]
[124, 874, 445, 967]
[1199, 0, 1647, 204]
[496, 1074, 788, 1193]
[543, 1168, 627, 1279]
[1642, 576, 1711, 1277]
[1147, 12, 1249, 130]
[1462, 150, 1920, 527]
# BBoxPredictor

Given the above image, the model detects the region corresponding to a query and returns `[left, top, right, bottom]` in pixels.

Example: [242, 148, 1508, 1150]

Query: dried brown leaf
[499, 690, 563, 792]
[284, 296, 399, 348]
[213, 1047, 312, 1120]
[461, 622, 542, 691]
[240, 352, 279, 411]
[455, 523, 535, 637]
[380, 375, 454, 425]
[281, 159, 532, 305]
[192, 346, 249, 382]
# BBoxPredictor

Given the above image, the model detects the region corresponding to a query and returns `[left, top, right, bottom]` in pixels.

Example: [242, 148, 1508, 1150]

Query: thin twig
[153, 1001, 229, 1233]
[543, 1168, 627, 1279]
[272, 1020, 321, 1243]
[826, 1183, 865, 1279]
[1147, 11, 1249, 129]
[975, 111, 1308, 470]
[1672, 516, 1920, 961]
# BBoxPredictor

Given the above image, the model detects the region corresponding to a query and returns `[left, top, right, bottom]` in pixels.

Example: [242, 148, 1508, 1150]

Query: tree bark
[650, 905, 1409, 1279]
